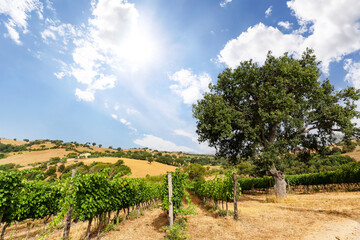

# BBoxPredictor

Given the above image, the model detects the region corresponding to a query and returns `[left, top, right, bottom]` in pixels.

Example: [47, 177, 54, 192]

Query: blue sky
[1, 0, 360, 153]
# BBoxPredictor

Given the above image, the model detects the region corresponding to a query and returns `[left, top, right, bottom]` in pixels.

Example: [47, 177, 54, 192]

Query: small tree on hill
[193, 49, 360, 198]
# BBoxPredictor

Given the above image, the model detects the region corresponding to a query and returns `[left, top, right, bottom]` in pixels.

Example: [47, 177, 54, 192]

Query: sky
[0, 0, 360, 153]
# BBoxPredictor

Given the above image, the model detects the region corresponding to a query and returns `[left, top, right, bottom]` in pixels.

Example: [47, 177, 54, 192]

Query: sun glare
[117, 22, 162, 71]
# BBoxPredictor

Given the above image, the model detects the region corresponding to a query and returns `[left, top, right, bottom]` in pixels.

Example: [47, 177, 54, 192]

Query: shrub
[66, 152, 78, 158]
[342, 140, 357, 153]
[39, 162, 48, 170]
[183, 164, 206, 181]
[58, 164, 65, 173]
[45, 166, 57, 177]
[0, 163, 21, 171]
[163, 218, 189, 240]
[114, 159, 124, 166]
[49, 157, 61, 165]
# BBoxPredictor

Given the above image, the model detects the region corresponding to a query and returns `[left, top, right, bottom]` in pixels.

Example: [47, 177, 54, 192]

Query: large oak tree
[193, 49, 360, 197]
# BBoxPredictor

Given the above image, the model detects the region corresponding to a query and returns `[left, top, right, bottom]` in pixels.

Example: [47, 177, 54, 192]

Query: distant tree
[183, 164, 206, 181]
[114, 159, 124, 166]
[109, 146, 113, 149]
[99, 144, 102, 148]
[148, 157, 154, 164]
[13, 138, 16, 141]
[92, 142, 96, 146]
[23, 139, 29, 142]
[193, 49, 360, 198]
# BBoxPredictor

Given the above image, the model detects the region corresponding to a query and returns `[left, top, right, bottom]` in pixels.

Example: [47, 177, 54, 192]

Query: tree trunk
[0, 210, 3, 225]
[84, 218, 92, 240]
[226, 201, 229, 216]
[0, 222, 9, 240]
[97, 214, 103, 240]
[136, 203, 140, 215]
[123, 209, 126, 222]
[269, 168, 287, 198]
[43, 215, 51, 233]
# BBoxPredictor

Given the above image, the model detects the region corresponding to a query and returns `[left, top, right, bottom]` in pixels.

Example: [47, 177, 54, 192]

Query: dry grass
[0, 149, 70, 167]
[343, 149, 360, 162]
[65, 157, 177, 178]
[186, 192, 360, 240]
[0, 138, 26, 146]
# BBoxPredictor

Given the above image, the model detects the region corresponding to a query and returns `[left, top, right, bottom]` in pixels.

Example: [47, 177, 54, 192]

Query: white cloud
[134, 134, 195, 153]
[111, 113, 136, 131]
[174, 129, 197, 143]
[218, 23, 304, 68]
[220, 0, 232, 8]
[126, 107, 139, 115]
[119, 118, 131, 126]
[278, 21, 292, 30]
[4, 22, 21, 45]
[265, 6, 272, 18]
[111, 114, 118, 120]
[91, 74, 117, 90]
[54, 72, 65, 79]
[114, 104, 120, 110]
[344, 59, 360, 89]
[0, 0, 43, 43]
[41, 21, 78, 44]
[218, 0, 360, 74]
[169, 69, 212, 105]
[75, 88, 95, 102]
[41, 29, 56, 41]
[174, 129, 216, 154]
[46, 0, 160, 102]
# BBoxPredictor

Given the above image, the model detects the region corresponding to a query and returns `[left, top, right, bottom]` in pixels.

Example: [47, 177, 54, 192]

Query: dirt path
[101, 208, 167, 240]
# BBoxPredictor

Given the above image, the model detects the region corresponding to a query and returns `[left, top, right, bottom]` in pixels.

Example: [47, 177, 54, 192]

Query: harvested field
[0, 138, 26, 146]
[65, 157, 177, 178]
[0, 149, 69, 167]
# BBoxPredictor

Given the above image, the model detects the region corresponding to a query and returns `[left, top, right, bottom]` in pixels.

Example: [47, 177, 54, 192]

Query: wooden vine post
[168, 173, 174, 227]
[233, 172, 238, 221]
[62, 169, 77, 240]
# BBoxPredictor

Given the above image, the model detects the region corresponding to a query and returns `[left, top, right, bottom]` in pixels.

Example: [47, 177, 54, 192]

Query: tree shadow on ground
[276, 205, 357, 220]
[151, 212, 168, 232]
[188, 193, 223, 218]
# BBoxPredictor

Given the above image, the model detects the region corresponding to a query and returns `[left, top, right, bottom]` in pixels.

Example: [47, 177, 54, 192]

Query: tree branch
[269, 123, 279, 143]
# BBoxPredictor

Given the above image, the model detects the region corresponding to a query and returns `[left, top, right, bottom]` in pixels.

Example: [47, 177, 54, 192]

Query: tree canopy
[193, 49, 360, 173]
